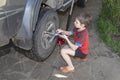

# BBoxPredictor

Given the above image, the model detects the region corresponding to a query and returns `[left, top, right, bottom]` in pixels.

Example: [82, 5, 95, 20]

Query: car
[0, 0, 86, 61]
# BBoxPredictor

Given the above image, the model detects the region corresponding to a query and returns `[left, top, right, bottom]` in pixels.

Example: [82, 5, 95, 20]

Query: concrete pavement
[0, 0, 120, 80]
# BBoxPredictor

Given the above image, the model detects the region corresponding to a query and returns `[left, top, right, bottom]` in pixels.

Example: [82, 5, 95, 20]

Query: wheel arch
[13, 0, 43, 50]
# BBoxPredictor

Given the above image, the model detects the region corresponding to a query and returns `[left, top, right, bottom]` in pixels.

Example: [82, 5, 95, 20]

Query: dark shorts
[74, 48, 87, 59]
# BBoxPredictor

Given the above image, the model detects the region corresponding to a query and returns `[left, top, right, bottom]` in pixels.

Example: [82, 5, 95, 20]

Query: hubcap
[41, 21, 56, 49]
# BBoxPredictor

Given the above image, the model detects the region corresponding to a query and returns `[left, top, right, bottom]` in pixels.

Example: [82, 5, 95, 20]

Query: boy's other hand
[59, 34, 68, 40]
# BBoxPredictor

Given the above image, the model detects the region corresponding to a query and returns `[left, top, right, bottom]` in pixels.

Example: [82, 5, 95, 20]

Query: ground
[0, 0, 120, 80]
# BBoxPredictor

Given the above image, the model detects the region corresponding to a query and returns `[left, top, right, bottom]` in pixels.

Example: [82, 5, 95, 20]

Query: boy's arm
[61, 35, 78, 50]
[66, 38, 78, 50]
[56, 29, 72, 36]
[62, 30, 72, 36]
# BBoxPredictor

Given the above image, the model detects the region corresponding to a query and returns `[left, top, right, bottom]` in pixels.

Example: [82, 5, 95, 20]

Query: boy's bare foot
[60, 66, 75, 73]
[75, 57, 87, 62]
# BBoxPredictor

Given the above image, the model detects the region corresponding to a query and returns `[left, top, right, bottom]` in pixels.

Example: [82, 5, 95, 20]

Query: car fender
[13, 0, 43, 50]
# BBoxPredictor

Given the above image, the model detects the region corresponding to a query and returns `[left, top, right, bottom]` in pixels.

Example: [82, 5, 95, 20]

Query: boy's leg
[60, 47, 75, 70]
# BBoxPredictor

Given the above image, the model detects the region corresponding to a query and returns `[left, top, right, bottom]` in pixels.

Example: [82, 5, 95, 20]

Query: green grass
[97, 0, 120, 54]
[97, 19, 120, 54]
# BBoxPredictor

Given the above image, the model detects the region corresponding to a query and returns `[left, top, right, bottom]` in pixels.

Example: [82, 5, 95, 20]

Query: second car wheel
[32, 8, 59, 61]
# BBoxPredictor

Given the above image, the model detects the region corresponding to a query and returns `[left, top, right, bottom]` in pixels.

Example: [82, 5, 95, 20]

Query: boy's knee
[61, 49, 65, 54]
[61, 48, 65, 54]
[61, 48, 67, 55]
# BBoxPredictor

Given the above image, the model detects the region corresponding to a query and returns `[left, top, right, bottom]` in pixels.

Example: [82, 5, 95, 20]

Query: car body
[0, 0, 85, 61]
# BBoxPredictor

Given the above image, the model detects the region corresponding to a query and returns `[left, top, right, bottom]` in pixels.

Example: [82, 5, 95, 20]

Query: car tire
[32, 8, 59, 61]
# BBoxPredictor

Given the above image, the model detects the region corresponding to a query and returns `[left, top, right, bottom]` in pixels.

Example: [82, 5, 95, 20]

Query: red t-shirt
[73, 28, 89, 55]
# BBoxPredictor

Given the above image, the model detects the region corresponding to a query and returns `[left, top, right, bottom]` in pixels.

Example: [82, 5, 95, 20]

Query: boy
[56, 12, 92, 73]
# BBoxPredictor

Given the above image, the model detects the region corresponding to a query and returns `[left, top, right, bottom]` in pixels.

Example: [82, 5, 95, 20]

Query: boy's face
[74, 18, 85, 29]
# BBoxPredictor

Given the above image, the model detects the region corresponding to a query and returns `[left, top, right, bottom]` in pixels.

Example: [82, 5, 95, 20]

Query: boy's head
[74, 12, 92, 29]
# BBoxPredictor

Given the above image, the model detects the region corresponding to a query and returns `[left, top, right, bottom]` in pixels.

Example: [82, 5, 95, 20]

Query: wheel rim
[41, 21, 56, 49]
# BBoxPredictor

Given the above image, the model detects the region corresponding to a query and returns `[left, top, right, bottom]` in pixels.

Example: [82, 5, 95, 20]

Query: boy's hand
[56, 29, 63, 34]
[59, 34, 68, 40]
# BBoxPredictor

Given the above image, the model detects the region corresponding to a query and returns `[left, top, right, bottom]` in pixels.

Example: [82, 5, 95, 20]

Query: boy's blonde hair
[76, 12, 92, 26]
